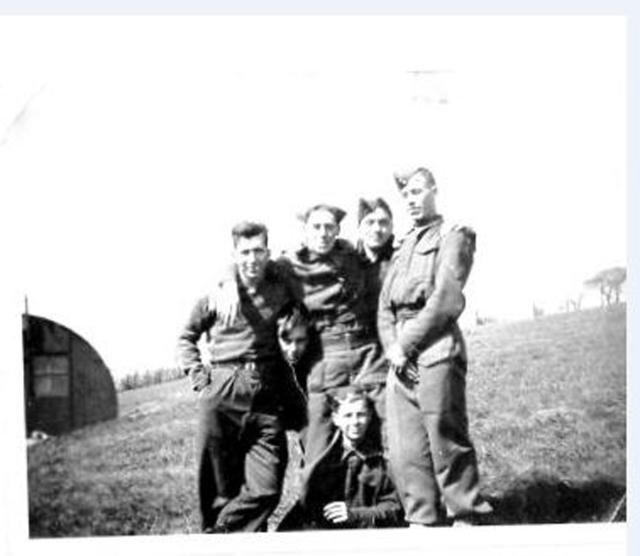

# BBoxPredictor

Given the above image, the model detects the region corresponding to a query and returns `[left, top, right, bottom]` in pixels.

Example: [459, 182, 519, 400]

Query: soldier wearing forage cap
[356, 198, 395, 263]
[378, 167, 492, 527]
[355, 197, 396, 446]
[286, 203, 387, 462]
[356, 197, 396, 332]
[217, 203, 387, 464]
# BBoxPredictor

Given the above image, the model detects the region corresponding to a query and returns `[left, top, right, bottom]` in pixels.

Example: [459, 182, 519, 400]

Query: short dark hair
[328, 384, 373, 413]
[394, 167, 436, 191]
[277, 303, 311, 338]
[231, 221, 269, 247]
[301, 204, 346, 225]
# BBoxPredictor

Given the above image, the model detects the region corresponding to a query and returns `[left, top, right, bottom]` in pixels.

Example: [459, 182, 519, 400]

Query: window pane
[32, 355, 69, 377]
[34, 375, 69, 397]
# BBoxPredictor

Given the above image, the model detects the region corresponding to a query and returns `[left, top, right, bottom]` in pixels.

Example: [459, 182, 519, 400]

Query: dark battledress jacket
[278, 239, 372, 337]
[176, 264, 308, 532]
[356, 235, 396, 338]
[273, 238, 388, 390]
[277, 429, 404, 530]
[177, 264, 307, 428]
[219, 239, 386, 389]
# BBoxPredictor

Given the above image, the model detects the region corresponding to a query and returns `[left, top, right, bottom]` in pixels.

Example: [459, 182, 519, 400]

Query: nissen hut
[23, 314, 118, 435]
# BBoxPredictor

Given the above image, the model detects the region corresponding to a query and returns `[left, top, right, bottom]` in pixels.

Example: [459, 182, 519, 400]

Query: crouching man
[277, 385, 404, 531]
[176, 221, 306, 533]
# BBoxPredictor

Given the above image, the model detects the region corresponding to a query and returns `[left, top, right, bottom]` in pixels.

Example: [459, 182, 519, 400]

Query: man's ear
[330, 410, 340, 428]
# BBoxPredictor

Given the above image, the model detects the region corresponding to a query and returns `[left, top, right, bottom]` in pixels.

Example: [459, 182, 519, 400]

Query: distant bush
[117, 367, 183, 392]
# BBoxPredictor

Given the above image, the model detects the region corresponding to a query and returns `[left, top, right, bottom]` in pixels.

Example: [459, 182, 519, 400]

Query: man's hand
[323, 501, 350, 524]
[190, 368, 211, 392]
[212, 280, 241, 328]
[387, 343, 418, 383]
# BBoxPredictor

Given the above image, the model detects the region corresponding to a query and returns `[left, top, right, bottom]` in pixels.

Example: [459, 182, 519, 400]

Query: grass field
[27, 305, 626, 536]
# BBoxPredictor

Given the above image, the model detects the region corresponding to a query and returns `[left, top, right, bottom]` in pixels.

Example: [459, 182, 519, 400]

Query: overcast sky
[1, 15, 626, 377]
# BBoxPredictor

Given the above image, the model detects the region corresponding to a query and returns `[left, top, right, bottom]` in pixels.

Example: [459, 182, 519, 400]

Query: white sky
[1, 15, 627, 378]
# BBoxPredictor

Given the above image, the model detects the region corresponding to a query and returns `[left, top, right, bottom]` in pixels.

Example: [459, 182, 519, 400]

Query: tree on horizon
[584, 267, 626, 307]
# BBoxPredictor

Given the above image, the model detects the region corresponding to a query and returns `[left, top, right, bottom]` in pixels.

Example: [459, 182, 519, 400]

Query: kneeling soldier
[277, 385, 404, 530]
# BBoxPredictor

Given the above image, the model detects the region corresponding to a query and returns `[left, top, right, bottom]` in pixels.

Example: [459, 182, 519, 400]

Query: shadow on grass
[485, 473, 626, 524]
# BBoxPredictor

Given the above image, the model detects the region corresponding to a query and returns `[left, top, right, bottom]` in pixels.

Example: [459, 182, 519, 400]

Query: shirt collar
[356, 235, 395, 263]
[235, 263, 277, 295]
[296, 238, 348, 263]
[340, 434, 383, 462]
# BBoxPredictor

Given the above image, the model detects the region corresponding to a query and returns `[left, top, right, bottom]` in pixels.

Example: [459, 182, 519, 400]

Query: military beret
[393, 167, 436, 191]
[357, 197, 393, 224]
[299, 203, 346, 225]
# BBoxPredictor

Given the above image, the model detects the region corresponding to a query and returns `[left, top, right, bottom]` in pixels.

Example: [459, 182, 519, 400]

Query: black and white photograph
[1, 12, 628, 556]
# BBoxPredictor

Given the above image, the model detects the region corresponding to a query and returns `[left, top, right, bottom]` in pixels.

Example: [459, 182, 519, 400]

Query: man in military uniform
[356, 197, 396, 334]
[355, 197, 396, 447]
[277, 385, 404, 531]
[277, 204, 387, 463]
[378, 167, 492, 526]
[216, 204, 387, 463]
[176, 221, 306, 533]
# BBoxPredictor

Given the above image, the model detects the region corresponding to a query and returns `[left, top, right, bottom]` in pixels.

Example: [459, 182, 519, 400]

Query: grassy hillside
[27, 305, 626, 536]
[465, 305, 626, 523]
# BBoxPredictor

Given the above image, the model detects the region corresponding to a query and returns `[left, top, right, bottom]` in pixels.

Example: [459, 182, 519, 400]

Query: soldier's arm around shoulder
[272, 255, 304, 304]
[176, 296, 216, 391]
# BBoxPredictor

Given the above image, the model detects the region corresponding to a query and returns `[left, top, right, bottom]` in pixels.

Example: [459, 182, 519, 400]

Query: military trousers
[304, 340, 387, 463]
[385, 355, 491, 525]
[196, 362, 287, 532]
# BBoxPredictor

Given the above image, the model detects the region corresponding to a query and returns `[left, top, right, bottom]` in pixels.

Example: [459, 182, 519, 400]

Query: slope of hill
[27, 305, 626, 536]
[465, 306, 626, 523]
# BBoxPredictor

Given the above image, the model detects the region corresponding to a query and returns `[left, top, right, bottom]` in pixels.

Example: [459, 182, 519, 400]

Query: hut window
[32, 355, 69, 397]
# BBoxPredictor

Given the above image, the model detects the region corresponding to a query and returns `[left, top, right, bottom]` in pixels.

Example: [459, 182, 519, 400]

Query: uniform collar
[339, 431, 384, 462]
[235, 262, 278, 294]
[295, 238, 352, 263]
[356, 235, 395, 264]
[411, 214, 443, 233]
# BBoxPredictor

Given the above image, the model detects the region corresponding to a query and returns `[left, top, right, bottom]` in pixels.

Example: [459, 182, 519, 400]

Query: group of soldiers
[176, 165, 492, 533]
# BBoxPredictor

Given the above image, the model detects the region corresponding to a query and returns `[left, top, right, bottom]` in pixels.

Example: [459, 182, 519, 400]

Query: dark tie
[343, 452, 361, 502]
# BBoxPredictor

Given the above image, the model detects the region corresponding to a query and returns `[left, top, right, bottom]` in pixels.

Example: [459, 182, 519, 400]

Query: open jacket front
[279, 428, 404, 530]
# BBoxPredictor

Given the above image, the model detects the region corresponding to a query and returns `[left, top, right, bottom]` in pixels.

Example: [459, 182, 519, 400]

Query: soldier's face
[359, 207, 393, 250]
[304, 209, 339, 255]
[401, 173, 437, 224]
[332, 398, 371, 445]
[234, 235, 270, 285]
[278, 325, 309, 365]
